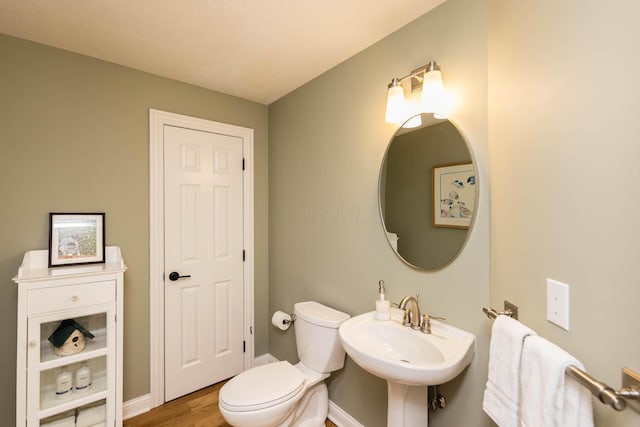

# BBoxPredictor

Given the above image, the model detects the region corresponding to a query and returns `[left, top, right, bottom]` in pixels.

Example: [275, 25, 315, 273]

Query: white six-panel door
[163, 125, 244, 401]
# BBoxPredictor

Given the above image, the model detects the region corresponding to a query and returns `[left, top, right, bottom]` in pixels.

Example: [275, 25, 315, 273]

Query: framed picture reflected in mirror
[433, 163, 475, 229]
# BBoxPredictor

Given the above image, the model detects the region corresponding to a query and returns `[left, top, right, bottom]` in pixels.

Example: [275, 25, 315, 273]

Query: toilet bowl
[219, 301, 350, 427]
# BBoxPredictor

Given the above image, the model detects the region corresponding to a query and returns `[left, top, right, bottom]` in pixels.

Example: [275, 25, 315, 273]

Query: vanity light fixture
[384, 60, 447, 125]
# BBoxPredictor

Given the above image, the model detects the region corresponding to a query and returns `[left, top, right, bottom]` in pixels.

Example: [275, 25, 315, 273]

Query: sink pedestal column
[387, 382, 429, 426]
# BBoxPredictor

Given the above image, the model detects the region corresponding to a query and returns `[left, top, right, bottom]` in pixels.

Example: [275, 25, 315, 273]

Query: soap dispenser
[375, 280, 391, 320]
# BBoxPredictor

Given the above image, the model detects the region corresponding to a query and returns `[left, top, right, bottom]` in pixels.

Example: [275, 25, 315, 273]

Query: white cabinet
[13, 247, 126, 427]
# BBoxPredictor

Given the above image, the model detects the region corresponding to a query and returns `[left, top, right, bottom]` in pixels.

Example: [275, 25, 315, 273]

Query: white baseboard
[122, 353, 362, 426]
[123, 393, 152, 420]
[328, 400, 364, 427]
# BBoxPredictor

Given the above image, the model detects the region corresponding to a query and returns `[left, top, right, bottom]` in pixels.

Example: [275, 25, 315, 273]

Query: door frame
[149, 109, 254, 407]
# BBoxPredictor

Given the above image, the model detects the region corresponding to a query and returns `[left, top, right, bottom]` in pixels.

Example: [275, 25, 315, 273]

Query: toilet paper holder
[272, 311, 297, 331]
[282, 313, 296, 326]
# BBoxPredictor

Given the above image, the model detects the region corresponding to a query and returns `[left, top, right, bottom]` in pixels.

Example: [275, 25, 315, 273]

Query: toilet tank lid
[294, 301, 350, 328]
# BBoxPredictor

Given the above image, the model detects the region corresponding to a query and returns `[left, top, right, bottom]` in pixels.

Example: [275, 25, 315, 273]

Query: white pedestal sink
[338, 311, 475, 426]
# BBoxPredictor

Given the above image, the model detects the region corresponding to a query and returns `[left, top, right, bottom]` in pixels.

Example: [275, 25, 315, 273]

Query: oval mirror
[379, 113, 478, 270]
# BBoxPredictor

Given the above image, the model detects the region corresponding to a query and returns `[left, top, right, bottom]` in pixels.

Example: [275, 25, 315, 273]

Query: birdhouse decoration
[48, 319, 95, 356]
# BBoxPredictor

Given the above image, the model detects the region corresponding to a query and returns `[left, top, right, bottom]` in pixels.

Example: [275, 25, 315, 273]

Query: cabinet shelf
[38, 374, 107, 420]
[38, 356, 108, 419]
[38, 331, 107, 371]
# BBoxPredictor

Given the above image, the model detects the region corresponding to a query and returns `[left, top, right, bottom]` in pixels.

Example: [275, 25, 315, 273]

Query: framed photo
[49, 213, 105, 267]
[433, 163, 476, 229]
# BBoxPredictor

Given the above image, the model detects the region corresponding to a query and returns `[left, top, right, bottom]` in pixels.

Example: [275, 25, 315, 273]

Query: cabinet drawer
[27, 281, 115, 315]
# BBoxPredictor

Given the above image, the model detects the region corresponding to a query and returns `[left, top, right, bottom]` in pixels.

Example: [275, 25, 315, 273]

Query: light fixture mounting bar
[391, 65, 426, 88]
[390, 61, 440, 92]
[409, 65, 428, 92]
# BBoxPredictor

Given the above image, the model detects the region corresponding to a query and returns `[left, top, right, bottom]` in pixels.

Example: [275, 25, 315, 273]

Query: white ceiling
[0, 0, 445, 104]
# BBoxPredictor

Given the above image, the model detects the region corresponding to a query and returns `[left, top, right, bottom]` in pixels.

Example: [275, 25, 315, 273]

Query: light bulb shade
[420, 68, 446, 115]
[385, 84, 406, 124]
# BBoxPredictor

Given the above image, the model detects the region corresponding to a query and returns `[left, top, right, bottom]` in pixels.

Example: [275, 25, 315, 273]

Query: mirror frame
[378, 113, 479, 271]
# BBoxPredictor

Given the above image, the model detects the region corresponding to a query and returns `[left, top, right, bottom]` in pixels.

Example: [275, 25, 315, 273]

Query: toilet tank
[294, 301, 350, 373]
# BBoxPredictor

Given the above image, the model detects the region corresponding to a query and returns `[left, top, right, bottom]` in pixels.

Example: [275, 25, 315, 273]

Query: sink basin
[339, 311, 475, 426]
[339, 310, 475, 386]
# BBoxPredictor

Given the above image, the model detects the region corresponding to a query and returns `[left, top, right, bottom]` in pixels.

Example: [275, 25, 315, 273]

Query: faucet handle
[420, 314, 445, 334]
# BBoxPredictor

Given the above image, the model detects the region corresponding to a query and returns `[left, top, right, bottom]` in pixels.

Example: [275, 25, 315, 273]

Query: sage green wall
[0, 33, 269, 423]
[488, 1, 640, 426]
[268, 0, 490, 426]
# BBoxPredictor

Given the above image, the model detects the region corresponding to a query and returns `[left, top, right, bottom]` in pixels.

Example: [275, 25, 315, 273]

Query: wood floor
[123, 381, 337, 427]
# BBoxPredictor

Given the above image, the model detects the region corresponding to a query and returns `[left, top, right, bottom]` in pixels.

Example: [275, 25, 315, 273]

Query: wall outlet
[546, 279, 570, 330]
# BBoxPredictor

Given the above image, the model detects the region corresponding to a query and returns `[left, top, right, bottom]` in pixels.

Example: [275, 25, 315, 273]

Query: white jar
[56, 370, 73, 399]
[75, 365, 92, 393]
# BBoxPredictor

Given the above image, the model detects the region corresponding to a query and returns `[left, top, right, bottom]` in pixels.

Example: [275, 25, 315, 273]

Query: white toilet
[218, 301, 350, 427]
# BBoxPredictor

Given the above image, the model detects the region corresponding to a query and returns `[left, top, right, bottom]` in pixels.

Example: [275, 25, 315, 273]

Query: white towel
[40, 415, 75, 427]
[76, 403, 106, 427]
[520, 335, 594, 427]
[483, 315, 536, 427]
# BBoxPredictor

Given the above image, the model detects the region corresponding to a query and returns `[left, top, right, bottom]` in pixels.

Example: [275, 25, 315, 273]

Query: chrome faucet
[398, 295, 421, 329]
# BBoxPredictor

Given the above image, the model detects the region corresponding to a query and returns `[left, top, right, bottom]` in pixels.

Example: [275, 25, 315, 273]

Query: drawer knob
[71, 295, 79, 302]
[28, 340, 37, 349]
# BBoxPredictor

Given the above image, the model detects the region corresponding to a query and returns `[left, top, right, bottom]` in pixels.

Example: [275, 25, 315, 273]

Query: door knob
[169, 271, 191, 281]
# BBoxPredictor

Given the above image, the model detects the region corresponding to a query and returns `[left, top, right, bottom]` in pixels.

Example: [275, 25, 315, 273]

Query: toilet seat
[219, 361, 305, 412]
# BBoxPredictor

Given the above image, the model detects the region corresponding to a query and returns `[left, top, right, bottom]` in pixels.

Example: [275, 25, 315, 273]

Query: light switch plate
[546, 278, 570, 330]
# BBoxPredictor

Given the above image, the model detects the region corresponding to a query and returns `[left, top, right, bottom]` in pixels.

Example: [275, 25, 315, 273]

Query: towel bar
[483, 306, 640, 412]
[564, 365, 629, 411]
[482, 305, 516, 320]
